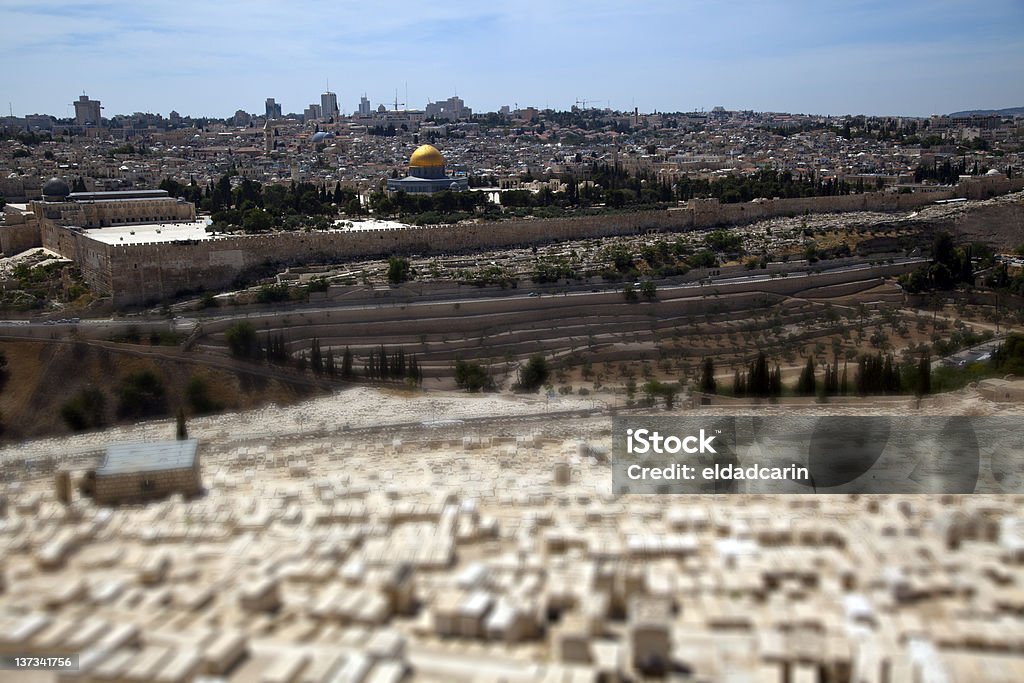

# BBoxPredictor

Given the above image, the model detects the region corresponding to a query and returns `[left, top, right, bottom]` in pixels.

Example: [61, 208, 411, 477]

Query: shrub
[455, 360, 492, 392]
[515, 354, 550, 392]
[117, 370, 166, 419]
[225, 321, 259, 359]
[60, 387, 106, 431]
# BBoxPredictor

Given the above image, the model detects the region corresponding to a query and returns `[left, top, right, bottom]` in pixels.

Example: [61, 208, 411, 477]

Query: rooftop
[96, 439, 198, 476]
[83, 220, 214, 245]
[68, 190, 171, 202]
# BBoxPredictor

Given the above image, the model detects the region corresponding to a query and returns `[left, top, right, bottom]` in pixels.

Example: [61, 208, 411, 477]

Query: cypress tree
[748, 352, 770, 397]
[700, 357, 717, 394]
[342, 346, 354, 379]
[918, 353, 931, 396]
[798, 356, 817, 396]
[176, 408, 188, 440]
[732, 368, 744, 397]
[311, 338, 323, 376]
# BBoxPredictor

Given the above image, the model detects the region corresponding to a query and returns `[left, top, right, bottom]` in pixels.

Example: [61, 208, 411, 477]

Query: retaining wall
[45, 179, 1024, 305]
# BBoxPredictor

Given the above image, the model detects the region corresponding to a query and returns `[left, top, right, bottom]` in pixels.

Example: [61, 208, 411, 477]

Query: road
[0, 257, 925, 335]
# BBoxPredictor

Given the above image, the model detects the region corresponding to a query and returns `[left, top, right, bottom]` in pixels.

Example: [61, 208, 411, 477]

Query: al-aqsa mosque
[386, 144, 469, 195]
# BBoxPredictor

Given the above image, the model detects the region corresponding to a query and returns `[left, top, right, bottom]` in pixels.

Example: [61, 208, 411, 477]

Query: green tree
[917, 353, 932, 396]
[516, 354, 550, 392]
[663, 383, 678, 410]
[700, 357, 717, 394]
[379, 344, 389, 379]
[117, 370, 166, 419]
[992, 333, 1024, 374]
[748, 352, 771, 397]
[455, 359, 492, 392]
[640, 280, 657, 300]
[186, 376, 219, 414]
[225, 321, 259, 359]
[342, 346, 354, 379]
[310, 338, 323, 376]
[387, 257, 411, 284]
[242, 207, 273, 233]
[797, 356, 817, 396]
[60, 387, 106, 431]
[176, 408, 188, 440]
[732, 368, 745, 397]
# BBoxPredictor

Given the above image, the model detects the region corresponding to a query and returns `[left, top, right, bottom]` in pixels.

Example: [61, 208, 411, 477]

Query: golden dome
[409, 144, 445, 168]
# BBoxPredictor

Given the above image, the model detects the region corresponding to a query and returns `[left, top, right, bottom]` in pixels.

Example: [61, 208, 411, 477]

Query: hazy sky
[5, 0, 1023, 119]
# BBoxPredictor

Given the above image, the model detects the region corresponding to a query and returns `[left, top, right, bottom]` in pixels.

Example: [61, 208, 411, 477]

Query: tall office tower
[73, 94, 102, 125]
[321, 91, 339, 120]
[265, 98, 282, 119]
[358, 95, 371, 116]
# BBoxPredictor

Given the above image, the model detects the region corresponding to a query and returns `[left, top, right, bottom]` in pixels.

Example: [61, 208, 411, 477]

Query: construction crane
[393, 90, 405, 112]
[574, 98, 594, 110]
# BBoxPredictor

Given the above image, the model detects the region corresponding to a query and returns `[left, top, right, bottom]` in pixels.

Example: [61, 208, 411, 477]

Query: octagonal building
[386, 144, 469, 195]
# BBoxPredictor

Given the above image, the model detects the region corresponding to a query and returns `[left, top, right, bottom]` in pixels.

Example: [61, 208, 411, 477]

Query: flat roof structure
[96, 440, 198, 477]
[82, 220, 215, 245]
[68, 190, 171, 201]
[332, 218, 416, 232]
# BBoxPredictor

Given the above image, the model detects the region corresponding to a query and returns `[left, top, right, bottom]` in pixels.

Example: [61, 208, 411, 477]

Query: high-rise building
[73, 94, 102, 126]
[321, 91, 339, 121]
[304, 104, 323, 122]
[358, 95, 372, 116]
[265, 98, 282, 119]
[425, 95, 471, 121]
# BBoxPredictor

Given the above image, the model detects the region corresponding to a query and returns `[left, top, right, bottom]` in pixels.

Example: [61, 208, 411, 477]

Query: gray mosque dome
[42, 177, 71, 199]
[310, 131, 335, 143]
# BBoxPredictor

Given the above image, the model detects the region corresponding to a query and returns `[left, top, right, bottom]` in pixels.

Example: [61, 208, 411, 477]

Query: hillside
[0, 339, 325, 441]
[947, 106, 1024, 117]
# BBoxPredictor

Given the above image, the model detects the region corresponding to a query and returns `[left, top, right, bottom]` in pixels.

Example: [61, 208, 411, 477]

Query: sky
[4, 0, 1023, 119]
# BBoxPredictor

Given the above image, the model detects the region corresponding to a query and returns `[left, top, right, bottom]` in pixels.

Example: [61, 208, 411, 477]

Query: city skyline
[4, 0, 1024, 119]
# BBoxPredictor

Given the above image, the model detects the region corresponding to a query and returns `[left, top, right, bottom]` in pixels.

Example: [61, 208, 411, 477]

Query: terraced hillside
[194, 267, 910, 390]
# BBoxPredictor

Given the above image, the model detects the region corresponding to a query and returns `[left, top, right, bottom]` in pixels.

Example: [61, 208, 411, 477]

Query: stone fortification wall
[65, 180, 1022, 305]
[0, 208, 43, 255]
[41, 221, 113, 296]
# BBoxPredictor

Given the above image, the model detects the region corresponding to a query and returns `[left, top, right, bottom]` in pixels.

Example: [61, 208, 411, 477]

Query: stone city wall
[0, 213, 42, 255]
[41, 221, 114, 296]
[57, 180, 1023, 305]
